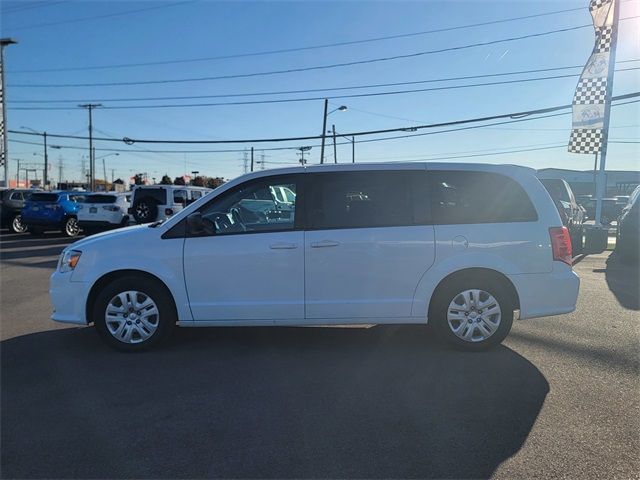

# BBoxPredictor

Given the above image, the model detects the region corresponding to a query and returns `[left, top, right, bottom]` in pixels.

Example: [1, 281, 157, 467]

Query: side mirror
[187, 212, 205, 235]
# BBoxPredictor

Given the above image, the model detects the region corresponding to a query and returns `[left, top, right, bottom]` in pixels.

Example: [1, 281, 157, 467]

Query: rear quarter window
[134, 188, 167, 205]
[429, 171, 538, 224]
[29, 193, 59, 202]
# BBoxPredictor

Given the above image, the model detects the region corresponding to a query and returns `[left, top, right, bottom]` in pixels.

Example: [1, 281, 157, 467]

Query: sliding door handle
[310, 240, 339, 248]
[269, 242, 298, 250]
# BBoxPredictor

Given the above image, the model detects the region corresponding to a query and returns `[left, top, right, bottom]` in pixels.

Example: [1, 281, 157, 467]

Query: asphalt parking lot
[1, 231, 638, 479]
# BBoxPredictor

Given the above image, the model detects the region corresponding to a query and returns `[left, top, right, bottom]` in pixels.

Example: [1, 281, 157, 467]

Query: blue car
[22, 191, 86, 237]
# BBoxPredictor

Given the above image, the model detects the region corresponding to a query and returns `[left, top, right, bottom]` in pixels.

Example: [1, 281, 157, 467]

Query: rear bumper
[508, 266, 580, 320]
[49, 270, 90, 325]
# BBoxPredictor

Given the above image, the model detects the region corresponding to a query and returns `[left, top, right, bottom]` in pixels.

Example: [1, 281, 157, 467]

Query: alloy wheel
[65, 218, 80, 236]
[12, 215, 27, 233]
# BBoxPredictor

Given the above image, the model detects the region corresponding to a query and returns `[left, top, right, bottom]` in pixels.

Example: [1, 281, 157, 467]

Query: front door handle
[310, 240, 339, 248]
[269, 242, 298, 250]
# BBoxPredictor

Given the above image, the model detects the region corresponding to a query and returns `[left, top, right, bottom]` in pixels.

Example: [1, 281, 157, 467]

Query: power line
[9, 67, 640, 111]
[6, 4, 603, 74]
[2, 1, 66, 15]
[8, 92, 640, 147]
[10, 59, 640, 105]
[14, 20, 640, 89]
[5, 1, 196, 32]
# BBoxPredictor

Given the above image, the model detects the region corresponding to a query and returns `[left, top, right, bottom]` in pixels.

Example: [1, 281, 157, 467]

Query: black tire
[28, 226, 44, 235]
[92, 275, 176, 352]
[62, 217, 80, 237]
[430, 273, 514, 351]
[10, 214, 27, 234]
[132, 198, 158, 224]
[617, 230, 639, 262]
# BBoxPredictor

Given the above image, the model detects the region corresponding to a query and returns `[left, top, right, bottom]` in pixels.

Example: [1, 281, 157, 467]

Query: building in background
[537, 168, 640, 196]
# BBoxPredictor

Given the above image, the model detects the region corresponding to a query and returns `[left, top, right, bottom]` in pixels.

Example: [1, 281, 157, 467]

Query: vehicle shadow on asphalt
[603, 253, 639, 310]
[1, 325, 549, 479]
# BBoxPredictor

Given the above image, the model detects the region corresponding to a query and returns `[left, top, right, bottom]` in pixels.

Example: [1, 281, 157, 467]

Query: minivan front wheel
[431, 277, 514, 351]
[93, 276, 176, 351]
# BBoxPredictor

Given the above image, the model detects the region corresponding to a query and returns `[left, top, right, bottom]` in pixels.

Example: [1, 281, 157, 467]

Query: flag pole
[593, 0, 620, 227]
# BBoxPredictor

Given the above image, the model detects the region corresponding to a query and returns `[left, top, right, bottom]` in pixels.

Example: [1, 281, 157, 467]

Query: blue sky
[2, 0, 639, 184]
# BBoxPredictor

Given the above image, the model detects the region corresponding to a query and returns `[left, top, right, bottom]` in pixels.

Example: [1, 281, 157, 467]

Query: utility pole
[242, 149, 248, 174]
[1, 38, 17, 187]
[297, 146, 311, 165]
[79, 103, 101, 191]
[102, 157, 107, 188]
[260, 152, 265, 170]
[351, 136, 355, 163]
[332, 124, 338, 164]
[320, 99, 328, 164]
[58, 157, 63, 188]
[43, 131, 48, 189]
[250, 147, 254, 172]
[15, 158, 20, 187]
[111, 168, 114, 184]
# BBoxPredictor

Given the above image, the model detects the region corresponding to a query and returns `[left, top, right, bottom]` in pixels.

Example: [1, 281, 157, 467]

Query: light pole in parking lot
[319, 100, 347, 164]
[1, 38, 18, 187]
[330, 129, 356, 163]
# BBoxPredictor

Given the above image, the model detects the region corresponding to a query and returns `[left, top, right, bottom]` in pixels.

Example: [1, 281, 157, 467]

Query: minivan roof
[227, 162, 536, 179]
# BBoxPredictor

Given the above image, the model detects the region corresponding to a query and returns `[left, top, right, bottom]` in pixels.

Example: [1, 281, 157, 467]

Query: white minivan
[50, 163, 580, 351]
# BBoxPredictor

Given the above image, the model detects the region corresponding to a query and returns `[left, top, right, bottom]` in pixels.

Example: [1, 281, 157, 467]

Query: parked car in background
[0, 188, 38, 233]
[78, 193, 131, 235]
[50, 163, 579, 352]
[583, 198, 621, 224]
[539, 178, 584, 253]
[616, 186, 640, 261]
[22, 191, 86, 237]
[128, 185, 211, 224]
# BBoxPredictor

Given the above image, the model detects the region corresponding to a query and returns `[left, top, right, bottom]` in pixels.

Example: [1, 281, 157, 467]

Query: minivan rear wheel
[431, 276, 514, 351]
[93, 275, 176, 351]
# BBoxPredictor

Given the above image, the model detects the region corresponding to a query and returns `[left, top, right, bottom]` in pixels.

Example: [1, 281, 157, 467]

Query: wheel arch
[427, 267, 520, 319]
[85, 269, 178, 324]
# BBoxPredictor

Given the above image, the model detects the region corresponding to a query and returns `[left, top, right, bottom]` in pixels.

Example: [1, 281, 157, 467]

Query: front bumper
[508, 266, 580, 320]
[50, 270, 91, 325]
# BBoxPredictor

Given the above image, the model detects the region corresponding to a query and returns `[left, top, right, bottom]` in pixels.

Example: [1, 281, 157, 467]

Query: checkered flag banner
[569, 0, 616, 154]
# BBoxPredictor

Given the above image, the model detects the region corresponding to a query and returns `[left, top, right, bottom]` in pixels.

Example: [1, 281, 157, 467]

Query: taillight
[165, 208, 174, 216]
[102, 205, 120, 212]
[549, 227, 572, 265]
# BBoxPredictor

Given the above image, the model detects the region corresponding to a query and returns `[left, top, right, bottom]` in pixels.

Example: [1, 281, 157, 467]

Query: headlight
[59, 250, 82, 273]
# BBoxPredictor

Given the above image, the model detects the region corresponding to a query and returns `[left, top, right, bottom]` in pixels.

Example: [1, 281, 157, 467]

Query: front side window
[10, 192, 23, 201]
[197, 176, 299, 236]
[430, 171, 538, 224]
[191, 190, 202, 200]
[306, 171, 424, 230]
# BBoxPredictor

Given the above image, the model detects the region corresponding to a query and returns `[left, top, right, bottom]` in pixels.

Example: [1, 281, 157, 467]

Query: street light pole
[1, 38, 17, 187]
[320, 99, 328, 164]
[332, 124, 338, 164]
